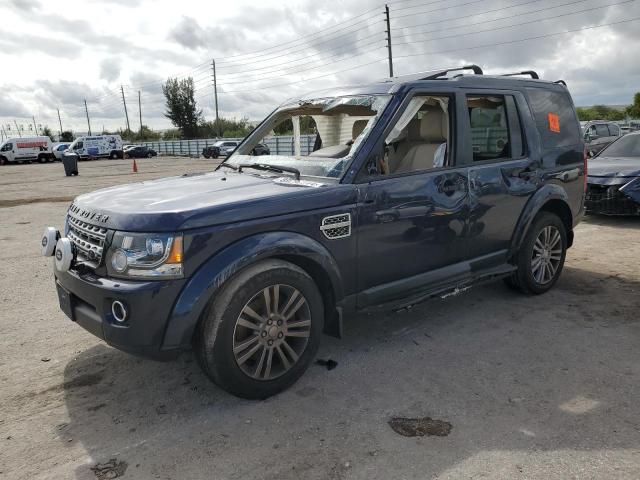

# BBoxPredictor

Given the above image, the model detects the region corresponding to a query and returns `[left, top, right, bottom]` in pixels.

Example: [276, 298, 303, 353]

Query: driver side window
[372, 95, 451, 176]
[1, 143, 11, 151]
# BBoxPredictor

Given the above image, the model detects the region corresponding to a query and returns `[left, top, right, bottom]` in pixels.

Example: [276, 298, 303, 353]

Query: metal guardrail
[134, 135, 317, 157]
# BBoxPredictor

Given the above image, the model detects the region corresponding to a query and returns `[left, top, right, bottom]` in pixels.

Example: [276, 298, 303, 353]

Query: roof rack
[554, 80, 567, 86]
[500, 70, 539, 79]
[422, 64, 483, 80]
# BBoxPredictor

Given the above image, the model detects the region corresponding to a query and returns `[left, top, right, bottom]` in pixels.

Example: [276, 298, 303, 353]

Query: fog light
[41, 227, 59, 257]
[111, 300, 127, 323]
[54, 238, 73, 272]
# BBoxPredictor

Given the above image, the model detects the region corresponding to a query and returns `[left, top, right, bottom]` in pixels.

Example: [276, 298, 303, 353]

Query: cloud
[100, 58, 121, 82]
[6, 0, 40, 11]
[0, 92, 32, 117]
[168, 16, 247, 53]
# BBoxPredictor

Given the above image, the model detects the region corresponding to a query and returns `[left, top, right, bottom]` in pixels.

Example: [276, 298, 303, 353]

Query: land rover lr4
[42, 66, 586, 399]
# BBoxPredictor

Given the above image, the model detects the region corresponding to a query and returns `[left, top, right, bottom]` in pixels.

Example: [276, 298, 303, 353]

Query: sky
[1, 0, 639, 136]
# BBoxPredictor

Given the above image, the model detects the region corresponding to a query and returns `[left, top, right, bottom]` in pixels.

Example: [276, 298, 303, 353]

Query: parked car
[65, 135, 123, 160]
[52, 143, 70, 161]
[125, 146, 157, 158]
[201, 145, 220, 159]
[42, 65, 585, 399]
[251, 143, 270, 155]
[586, 131, 640, 215]
[0, 136, 53, 165]
[583, 121, 622, 157]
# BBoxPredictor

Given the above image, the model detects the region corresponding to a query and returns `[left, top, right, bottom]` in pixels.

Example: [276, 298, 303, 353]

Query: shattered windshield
[226, 94, 391, 179]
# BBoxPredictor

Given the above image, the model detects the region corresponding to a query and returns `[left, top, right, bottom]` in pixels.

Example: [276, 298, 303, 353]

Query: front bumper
[585, 181, 640, 216]
[54, 266, 187, 359]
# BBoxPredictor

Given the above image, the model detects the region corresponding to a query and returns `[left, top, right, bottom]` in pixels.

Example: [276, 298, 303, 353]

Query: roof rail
[500, 70, 539, 79]
[554, 80, 567, 86]
[422, 64, 483, 80]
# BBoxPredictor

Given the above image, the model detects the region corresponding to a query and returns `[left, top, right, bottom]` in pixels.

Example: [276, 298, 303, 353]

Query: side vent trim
[320, 213, 351, 239]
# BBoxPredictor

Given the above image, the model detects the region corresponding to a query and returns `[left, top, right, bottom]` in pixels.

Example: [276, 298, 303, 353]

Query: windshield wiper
[218, 162, 238, 171]
[238, 163, 301, 180]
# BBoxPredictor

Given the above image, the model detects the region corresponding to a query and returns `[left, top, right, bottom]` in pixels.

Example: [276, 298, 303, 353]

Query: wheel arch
[161, 231, 345, 350]
[509, 185, 574, 260]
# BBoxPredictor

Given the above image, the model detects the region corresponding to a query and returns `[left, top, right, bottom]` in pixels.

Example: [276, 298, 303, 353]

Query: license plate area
[56, 282, 75, 321]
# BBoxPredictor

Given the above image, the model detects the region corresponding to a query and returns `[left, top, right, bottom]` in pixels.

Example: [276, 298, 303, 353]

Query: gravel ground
[0, 157, 639, 479]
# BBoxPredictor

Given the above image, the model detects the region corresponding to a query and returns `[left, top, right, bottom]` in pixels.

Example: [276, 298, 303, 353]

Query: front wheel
[195, 259, 323, 399]
[505, 212, 567, 294]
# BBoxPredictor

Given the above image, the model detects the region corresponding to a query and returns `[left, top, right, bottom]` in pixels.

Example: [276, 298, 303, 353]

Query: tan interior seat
[392, 108, 448, 174]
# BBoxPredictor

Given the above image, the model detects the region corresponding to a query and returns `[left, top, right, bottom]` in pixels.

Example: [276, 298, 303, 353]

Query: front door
[355, 92, 470, 307]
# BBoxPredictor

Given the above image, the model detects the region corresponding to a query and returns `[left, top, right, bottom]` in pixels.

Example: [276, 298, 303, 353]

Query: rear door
[464, 91, 538, 263]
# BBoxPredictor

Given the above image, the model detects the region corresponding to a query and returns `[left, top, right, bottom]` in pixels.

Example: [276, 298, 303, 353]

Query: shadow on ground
[60, 265, 640, 479]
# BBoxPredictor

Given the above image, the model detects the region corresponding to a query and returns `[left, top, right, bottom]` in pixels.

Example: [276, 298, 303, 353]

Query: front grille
[320, 213, 351, 239]
[67, 216, 108, 267]
[585, 184, 640, 215]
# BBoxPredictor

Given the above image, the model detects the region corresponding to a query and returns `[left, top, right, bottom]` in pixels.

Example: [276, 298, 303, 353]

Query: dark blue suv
[42, 66, 586, 398]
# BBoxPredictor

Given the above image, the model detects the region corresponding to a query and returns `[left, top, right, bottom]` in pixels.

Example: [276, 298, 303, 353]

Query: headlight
[106, 232, 183, 279]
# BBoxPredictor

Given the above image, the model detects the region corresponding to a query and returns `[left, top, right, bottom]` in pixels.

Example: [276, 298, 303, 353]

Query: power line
[392, 0, 636, 46]
[202, 42, 386, 86]
[197, 56, 387, 95]
[391, 0, 542, 31]
[389, 0, 586, 38]
[393, 16, 640, 59]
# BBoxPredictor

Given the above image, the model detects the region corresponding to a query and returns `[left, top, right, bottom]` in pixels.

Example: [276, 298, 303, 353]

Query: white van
[67, 135, 123, 160]
[0, 136, 53, 165]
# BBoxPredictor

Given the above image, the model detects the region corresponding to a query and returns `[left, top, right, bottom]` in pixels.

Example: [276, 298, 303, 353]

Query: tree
[626, 92, 640, 119]
[576, 105, 625, 122]
[199, 117, 253, 138]
[41, 125, 54, 140]
[162, 77, 202, 139]
[59, 131, 74, 142]
[273, 116, 317, 135]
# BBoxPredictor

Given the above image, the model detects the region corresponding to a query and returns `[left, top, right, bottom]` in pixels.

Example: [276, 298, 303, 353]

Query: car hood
[588, 157, 640, 185]
[69, 170, 353, 232]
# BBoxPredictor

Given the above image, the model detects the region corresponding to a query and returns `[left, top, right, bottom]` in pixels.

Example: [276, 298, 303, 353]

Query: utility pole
[84, 100, 92, 135]
[32, 116, 38, 135]
[212, 58, 221, 138]
[14, 120, 22, 137]
[138, 90, 143, 135]
[384, 4, 394, 78]
[121, 85, 131, 133]
[57, 108, 63, 135]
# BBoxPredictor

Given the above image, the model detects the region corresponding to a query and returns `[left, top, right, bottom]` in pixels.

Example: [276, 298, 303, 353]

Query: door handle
[517, 167, 536, 179]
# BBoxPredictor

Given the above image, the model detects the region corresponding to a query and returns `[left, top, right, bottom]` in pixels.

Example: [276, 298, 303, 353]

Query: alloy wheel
[531, 225, 562, 285]
[232, 284, 311, 381]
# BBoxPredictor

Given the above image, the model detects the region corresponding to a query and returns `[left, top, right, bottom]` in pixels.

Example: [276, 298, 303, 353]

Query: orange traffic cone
[132, 159, 138, 173]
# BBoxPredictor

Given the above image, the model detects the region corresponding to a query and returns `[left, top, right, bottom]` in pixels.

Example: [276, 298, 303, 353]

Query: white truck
[0, 136, 54, 165]
[66, 135, 123, 160]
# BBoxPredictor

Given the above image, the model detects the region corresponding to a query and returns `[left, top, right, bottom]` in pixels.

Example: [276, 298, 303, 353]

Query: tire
[38, 155, 46, 164]
[203, 153, 211, 159]
[0, 156, 6, 166]
[110, 151, 118, 160]
[147, 152, 152, 158]
[195, 259, 324, 399]
[213, 151, 219, 159]
[505, 212, 567, 294]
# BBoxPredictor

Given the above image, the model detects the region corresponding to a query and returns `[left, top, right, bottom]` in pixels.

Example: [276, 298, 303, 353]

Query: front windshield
[227, 94, 391, 179]
[599, 134, 640, 158]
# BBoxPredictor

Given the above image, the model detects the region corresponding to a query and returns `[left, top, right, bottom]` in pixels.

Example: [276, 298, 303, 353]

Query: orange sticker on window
[548, 113, 560, 133]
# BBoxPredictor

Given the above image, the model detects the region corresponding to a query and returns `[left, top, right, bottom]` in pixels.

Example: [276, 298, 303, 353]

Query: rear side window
[608, 124, 620, 136]
[527, 88, 580, 148]
[466, 95, 524, 161]
[595, 124, 609, 137]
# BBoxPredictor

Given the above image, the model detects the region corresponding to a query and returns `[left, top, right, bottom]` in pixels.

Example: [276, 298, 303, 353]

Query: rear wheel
[195, 259, 323, 399]
[505, 212, 567, 294]
[38, 155, 47, 163]
[0, 156, 6, 166]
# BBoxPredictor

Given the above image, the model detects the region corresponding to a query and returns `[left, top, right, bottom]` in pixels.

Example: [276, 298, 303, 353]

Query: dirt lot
[1, 157, 639, 479]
